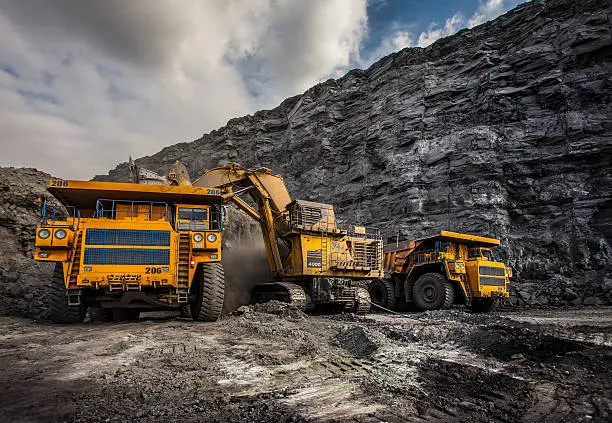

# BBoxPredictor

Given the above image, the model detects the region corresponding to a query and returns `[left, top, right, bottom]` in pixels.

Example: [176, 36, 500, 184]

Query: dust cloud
[221, 206, 272, 312]
[222, 241, 272, 312]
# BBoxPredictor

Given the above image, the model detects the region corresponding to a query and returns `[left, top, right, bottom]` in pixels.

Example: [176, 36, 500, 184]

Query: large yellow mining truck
[33, 179, 226, 323]
[194, 163, 383, 314]
[369, 231, 512, 312]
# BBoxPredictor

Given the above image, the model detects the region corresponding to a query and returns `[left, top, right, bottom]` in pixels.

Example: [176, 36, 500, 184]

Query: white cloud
[0, 0, 367, 178]
[468, 0, 506, 28]
[361, 30, 414, 66]
[417, 13, 465, 48]
[413, 1, 519, 49]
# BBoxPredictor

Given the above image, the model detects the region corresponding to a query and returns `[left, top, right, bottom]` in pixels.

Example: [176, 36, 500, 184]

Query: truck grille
[85, 229, 170, 246]
[479, 276, 506, 286]
[84, 248, 170, 265]
[479, 266, 506, 277]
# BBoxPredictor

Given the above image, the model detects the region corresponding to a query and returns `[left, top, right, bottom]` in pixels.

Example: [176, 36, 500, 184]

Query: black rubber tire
[48, 262, 86, 324]
[443, 281, 455, 309]
[469, 298, 499, 313]
[368, 279, 398, 311]
[412, 273, 454, 311]
[190, 262, 225, 322]
[89, 307, 113, 323]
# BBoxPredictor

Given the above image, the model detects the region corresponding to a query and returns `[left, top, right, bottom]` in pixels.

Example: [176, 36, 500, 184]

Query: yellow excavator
[194, 163, 383, 313]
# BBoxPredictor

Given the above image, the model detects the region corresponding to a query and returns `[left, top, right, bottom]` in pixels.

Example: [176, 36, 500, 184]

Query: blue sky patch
[17, 89, 58, 105]
[1, 64, 20, 79]
[362, 0, 525, 56]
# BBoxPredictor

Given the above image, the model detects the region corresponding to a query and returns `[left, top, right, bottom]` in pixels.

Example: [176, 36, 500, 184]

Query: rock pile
[0, 167, 55, 318]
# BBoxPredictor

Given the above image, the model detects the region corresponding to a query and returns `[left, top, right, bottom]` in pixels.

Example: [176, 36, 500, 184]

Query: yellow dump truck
[369, 231, 512, 312]
[34, 179, 226, 323]
[195, 163, 383, 314]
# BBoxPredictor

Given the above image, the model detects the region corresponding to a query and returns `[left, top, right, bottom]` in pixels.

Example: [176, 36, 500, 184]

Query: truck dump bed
[48, 180, 222, 213]
[384, 230, 500, 253]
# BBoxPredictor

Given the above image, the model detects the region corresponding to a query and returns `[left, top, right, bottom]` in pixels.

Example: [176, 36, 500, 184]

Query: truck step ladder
[177, 233, 191, 290]
[68, 232, 83, 286]
[320, 232, 329, 270]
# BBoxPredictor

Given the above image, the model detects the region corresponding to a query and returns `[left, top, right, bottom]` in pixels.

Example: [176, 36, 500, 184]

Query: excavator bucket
[167, 161, 192, 186]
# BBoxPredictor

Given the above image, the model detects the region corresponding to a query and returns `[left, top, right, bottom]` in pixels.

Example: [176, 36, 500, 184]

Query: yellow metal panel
[47, 179, 223, 209]
[354, 226, 366, 235]
[439, 231, 501, 246]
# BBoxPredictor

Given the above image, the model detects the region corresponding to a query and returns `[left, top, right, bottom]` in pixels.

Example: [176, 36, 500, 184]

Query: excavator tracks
[278, 282, 308, 310]
[353, 287, 372, 315]
[252, 282, 308, 311]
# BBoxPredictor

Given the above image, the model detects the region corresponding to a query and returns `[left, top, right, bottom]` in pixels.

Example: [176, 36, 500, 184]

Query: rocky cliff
[0, 168, 55, 318]
[95, 0, 611, 305]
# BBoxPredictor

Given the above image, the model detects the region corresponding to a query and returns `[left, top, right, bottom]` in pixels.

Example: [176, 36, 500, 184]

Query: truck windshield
[468, 248, 494, 260]
[178, 208, 207, 221]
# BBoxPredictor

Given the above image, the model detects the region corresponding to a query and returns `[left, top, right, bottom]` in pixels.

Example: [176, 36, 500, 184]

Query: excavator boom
[194, 162, 291, 276]
[194, 163, 292, 212]
[194, 162, 383, 314]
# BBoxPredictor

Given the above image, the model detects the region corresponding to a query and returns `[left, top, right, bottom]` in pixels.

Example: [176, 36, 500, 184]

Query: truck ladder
[353, 241, 367, 268]
[68, 232, 83, 286]
[460, 274, 474, 306]
[177, 233, 191, 302]
[320, 232, 329, 271]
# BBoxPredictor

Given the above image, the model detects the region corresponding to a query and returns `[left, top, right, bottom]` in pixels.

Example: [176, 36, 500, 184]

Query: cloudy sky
[0, 0, 526, 178]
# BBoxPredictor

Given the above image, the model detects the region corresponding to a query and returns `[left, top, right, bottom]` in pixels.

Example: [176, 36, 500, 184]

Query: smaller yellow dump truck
[369, 231, 512, 312]
[34, 179, 226, 323]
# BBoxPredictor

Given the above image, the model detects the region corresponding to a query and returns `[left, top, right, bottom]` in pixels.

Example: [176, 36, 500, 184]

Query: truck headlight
[55, 229, 67, 240]
[207, 234, 217, 243]
[193, 233, 204, 242]
[38, 229, 51, 239]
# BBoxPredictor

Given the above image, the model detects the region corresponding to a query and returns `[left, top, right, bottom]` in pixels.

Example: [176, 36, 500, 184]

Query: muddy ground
[0, 306, 610, 423]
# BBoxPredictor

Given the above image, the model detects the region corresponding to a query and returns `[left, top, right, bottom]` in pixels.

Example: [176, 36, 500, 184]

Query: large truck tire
[190, 262, 225, 322]
[412, 273, 454, 311]
[48, 262, 86, 324]
[469, 298, 499, 313]
[368, 279, 398, 311]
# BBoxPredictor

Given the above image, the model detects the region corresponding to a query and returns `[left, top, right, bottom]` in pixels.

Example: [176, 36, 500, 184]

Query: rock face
[97, 0, 610, 306]
[0, 168, 55, 318]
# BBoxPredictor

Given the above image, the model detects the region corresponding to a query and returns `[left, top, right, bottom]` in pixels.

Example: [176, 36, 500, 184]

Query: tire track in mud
[0, 307, 610, 423]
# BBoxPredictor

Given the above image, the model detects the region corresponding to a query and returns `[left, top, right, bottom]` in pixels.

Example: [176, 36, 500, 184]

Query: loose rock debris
[0, 307, 610, 423]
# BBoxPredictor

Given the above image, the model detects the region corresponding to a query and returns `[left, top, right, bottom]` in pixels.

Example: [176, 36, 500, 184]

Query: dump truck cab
[34, 179, 226, 323]
[370, 230, 512, 312]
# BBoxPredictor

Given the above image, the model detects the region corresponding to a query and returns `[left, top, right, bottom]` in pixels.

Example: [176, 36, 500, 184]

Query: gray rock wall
[0, 168, 55, 318]
[97, 0, 612, 305]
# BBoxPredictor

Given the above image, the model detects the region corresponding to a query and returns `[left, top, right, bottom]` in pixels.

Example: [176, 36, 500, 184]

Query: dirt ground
[0, 306, 610, 423]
